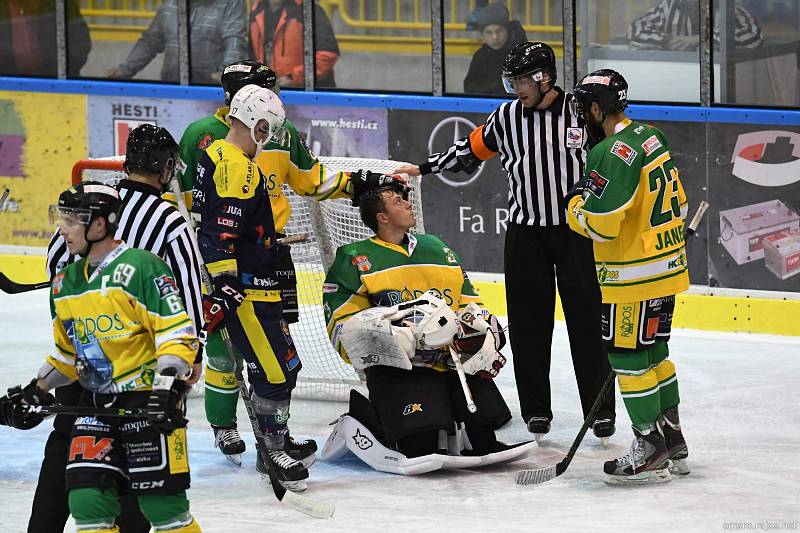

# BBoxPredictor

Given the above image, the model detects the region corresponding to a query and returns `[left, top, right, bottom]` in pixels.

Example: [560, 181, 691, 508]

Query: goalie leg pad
[446, 371, 512, 430]
[365, 366, 454, 445]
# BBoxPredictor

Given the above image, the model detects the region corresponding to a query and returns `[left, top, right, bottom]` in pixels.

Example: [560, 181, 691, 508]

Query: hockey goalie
[319, 179, 535, 475]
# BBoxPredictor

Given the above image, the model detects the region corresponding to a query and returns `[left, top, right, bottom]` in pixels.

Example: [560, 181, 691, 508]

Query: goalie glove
[451, 303, 507, 379]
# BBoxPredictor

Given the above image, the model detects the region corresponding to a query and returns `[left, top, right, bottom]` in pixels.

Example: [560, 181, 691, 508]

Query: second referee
[394, 41, 615, 441]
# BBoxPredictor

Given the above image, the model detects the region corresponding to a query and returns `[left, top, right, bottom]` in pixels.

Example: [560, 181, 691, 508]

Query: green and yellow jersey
[323, 233, 481, 364]
[567, 118, 690, 303]
[47, 244, 199, 393]
[177, 106, 351, 233]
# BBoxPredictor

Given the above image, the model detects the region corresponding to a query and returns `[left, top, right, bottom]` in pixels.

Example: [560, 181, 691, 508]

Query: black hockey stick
[25, 403, 150, 418]
[169, 179, 334, 519]
[515, 370, 615, 485]
[0, 272, 50, 294]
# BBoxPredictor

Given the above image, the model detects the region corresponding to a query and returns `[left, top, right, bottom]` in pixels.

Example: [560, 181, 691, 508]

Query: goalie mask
[228, 84, 288, 157]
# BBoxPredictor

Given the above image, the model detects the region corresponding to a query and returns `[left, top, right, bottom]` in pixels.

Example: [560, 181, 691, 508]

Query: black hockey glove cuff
[348, 170, 409, 206]
[0, 379, 56, 430]
[564, 179, 587, 204]
[203, 275, 246, 334]
[146, 374, 188, 435]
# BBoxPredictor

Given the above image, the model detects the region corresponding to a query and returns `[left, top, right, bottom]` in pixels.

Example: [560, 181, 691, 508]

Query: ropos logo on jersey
[428, 116, 485, 187]
[730, 131, 800, 187]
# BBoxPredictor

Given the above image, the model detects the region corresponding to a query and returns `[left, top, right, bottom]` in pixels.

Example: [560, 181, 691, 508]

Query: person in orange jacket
[250, 0, 339, 88]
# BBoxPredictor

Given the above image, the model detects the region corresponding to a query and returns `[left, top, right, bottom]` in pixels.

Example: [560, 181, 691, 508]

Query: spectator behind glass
[463, 3, 528, 95]
[250, 0, 340, 88]
[107, 0, 247, 83]
[0, 0, 90, 77]
[629, 0, 763, 51]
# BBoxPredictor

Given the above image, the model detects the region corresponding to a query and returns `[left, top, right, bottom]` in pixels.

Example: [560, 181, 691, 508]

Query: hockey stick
[0, 188, 9, 211]
[683, 200, 709, 239]
[25, 403, 150, 418]
[448, 347, 477, 413]
[169, 179, 334, 519]
[515, 370, 616, 485]
[0, 272, 50, 294]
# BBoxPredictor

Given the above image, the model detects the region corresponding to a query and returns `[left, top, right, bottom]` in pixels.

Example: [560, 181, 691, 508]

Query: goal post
[71, 156, 425, 401]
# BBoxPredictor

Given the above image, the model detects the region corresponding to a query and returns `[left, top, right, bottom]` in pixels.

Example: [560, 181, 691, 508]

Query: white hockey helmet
[227, 84, 287, 153]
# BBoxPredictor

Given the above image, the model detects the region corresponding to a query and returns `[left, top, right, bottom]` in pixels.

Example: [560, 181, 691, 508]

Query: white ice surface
[1, 289, 799, 532]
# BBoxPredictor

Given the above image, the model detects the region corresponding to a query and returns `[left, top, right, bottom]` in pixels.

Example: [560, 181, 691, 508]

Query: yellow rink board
[3, 253, 798, 337]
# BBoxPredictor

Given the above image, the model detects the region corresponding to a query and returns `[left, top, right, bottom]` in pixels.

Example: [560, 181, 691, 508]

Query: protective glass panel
[449, 0, 565, 98]
[79, 0, 178, 82]
[321, 0, 433, 92]
[187, 0, 248, 85]
[0, 0, 60, 77]
[578, 0, 701, 103]
[714, 0, 800, 107]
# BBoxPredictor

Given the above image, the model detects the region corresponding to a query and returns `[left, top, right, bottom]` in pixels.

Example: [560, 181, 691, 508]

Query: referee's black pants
[504, 223, 615, 424]
[27, 382, 149, 533]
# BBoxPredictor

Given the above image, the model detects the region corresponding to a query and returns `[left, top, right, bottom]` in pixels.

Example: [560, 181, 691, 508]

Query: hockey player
[179, 59, 402, 466]
[1, 182, 201, 531]
[566, 69, 690, 485]
[320, 182, 535, 474]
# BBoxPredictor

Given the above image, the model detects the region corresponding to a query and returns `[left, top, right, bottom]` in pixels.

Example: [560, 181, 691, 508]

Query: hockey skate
[658, 406, 690, 475]
[604, 426, 671, 485]
[213, 425, 246, 466]
[285, 433, 318, 468]
[592, 418, 616, 447]
[526, 417, 551, 444]
[256, 449, 310, 493]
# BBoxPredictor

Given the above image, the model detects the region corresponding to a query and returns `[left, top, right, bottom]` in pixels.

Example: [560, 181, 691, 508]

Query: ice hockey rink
[1, 289, 798, 532]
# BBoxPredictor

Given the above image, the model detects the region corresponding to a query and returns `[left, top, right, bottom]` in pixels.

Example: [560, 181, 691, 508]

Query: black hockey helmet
[573, 69, 629, 120]
[50, 180, 122, 232]
[221, 60, 278, 105]
[123, 124, 179, 179]
[501, 41, 557, 90]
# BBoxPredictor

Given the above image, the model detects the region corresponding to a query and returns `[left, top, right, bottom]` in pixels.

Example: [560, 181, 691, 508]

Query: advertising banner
[285, 104, 388, 159]
[389, 109, 509, 272]
[0, 91, 87, 248]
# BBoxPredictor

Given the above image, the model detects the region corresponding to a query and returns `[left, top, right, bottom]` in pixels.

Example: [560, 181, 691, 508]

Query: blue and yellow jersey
[567, 119, 690, 303]
[323, 233, 481, 364]
[47, 244, 199, 393]
[177, 107, 350, 233]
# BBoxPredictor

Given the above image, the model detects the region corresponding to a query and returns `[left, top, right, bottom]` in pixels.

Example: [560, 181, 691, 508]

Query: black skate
[603, 426, 671, 485]
[213, 425, 246, 466]
[658, 406, 690, 475]
[592, 418, 616, 447]
[526, 417, 551, 444]
[256, 449, 309, 493]
[285, 434, 318, 468]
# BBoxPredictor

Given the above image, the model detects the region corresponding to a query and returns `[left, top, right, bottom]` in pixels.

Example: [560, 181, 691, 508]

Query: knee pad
[251, 394, 291, 449]
[69, 487, 120, 532]
[138, 491, 194, 531]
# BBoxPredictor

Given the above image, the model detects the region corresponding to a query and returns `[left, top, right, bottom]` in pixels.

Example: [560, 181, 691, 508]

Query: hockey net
[71, 156, 424, 401]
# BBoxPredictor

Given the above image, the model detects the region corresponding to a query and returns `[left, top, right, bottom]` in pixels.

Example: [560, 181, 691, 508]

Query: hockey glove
[203, 275, 246, 334]
[0, 379, 56, 430]
[563, 178, 587, 204]
[348, 170, 409, 206]
[146, 373, 188, 435]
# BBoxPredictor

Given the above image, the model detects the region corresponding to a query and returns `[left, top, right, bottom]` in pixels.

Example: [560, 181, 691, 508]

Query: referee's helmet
[124, 124, 179, 180]
[501, 41, 557, 92]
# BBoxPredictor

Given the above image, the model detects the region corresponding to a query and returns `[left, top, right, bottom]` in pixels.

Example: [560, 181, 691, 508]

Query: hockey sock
[609, 348, 662, 431]
[138, 491, 195, 530]
[204, 333, 242, 427]
[653, 358, 680, 411]
[68, 487, 121, 532]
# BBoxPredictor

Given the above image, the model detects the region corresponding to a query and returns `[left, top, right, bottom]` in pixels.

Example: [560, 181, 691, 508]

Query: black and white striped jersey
[628, 0, 763, 49]
[47, 179, 204, 334]
[420, 87, 586, 227]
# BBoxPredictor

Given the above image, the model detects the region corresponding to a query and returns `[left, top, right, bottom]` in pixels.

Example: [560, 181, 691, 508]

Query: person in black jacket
[0, 0, 90, 77]
[463, 3, 527, 96]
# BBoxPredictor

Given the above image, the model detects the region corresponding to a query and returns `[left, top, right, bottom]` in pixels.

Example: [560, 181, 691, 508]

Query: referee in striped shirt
[395, 42, 615, 440]
[34, 124, 202, 533]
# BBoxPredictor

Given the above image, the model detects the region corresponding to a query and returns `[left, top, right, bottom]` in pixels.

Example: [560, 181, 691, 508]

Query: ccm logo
[131, 480, 166, 489]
